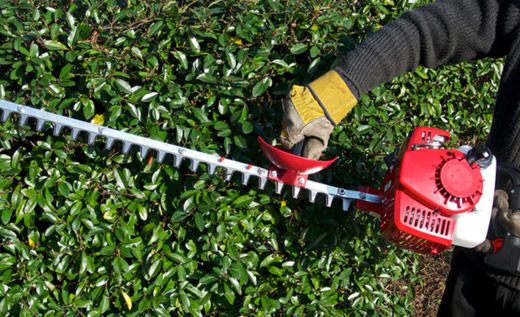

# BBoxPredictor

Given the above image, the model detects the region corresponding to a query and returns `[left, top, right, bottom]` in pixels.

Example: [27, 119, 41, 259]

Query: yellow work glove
[279, 70, 357, 160]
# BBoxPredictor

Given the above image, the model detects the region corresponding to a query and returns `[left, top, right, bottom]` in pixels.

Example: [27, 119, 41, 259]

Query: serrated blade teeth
[19, 114, 28, 126]
[224, 169, 233, 181]
[275, 181, 284, 194]
[157, 151, 166, 163]
[105, 137, 115, 150]
[241, 173, 250, 185]
[71, 128, 80, 140]
[173, 154, 183, 168]
[1, 102, 373, 212]
[122, 142, 132, 154]
[258, 177, 267, 190]
[309, 190, 318, 203]
[207, 164, 216, 175]
[140, 146, 150, 159]
[342, 199, 352, 211]
[36, 119, 46, 131]
[0, 102, 367, 211]
[88, 133, 97, 145]
[292, 186, 301, 198]
[53, 124, 63, 136]
[1, 110, 11, 122]
[325, 194, 334, 207]
[190, 159, 200, 172]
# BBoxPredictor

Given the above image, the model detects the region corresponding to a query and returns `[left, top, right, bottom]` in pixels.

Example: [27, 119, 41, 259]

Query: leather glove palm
[495, 189, 520, 237]
[279, 70, 357, 160]
[475, 189, 520, 253]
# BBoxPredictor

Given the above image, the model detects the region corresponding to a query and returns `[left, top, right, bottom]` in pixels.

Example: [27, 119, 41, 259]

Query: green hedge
[0, 0, 501, 315]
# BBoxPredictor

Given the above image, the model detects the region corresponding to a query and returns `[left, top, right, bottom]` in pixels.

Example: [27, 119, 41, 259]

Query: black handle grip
[291, 140, 305, 157]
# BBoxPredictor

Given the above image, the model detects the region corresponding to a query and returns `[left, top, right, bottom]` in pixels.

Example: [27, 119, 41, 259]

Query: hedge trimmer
[0, 99, 497, 255]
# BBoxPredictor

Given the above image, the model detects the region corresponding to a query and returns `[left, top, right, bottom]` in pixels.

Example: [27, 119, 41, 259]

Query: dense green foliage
[0, 0, 501, 315]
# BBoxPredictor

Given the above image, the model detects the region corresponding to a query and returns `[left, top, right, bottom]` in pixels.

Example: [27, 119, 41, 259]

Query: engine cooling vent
[380, 190, 455, 254]
[403, 206, 452, 236]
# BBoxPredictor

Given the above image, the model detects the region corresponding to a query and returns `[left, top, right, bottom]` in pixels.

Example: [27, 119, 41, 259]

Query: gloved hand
[279, 70, 357, 160]
[475, 189, 520, 253]
[496, 190, 520, 237]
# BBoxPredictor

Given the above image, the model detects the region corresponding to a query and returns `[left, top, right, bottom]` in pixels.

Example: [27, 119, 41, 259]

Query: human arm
[282, 0, 513, 158]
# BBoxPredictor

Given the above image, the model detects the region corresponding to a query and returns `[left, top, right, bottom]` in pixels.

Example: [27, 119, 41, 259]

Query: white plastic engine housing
[451, 146, 497, 248]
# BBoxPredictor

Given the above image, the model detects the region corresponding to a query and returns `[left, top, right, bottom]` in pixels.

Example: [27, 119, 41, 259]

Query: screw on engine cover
[98, 127, 105, 134]
[298, 177, 305, 185]
[258, 168, 265, 175]
[17, 105, 25, 113]
[178, 148, 186, 154]
[338, 189, 346, 196]
[359, 192, 366, 200]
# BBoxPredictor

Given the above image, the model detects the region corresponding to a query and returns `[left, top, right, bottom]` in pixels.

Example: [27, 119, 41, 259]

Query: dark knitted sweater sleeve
[334, 0, 512, 99]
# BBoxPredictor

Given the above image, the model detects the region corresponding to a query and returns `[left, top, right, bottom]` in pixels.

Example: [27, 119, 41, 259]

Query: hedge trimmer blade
[0, 99, 382, 210]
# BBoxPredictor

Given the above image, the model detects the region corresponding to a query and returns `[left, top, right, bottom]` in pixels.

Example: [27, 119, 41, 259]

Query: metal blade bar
[0, 99, 382, 211]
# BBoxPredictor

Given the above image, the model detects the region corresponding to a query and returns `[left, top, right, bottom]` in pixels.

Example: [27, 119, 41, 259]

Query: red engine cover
[356, 127, 485, 255]
[399, 148, 484, 214]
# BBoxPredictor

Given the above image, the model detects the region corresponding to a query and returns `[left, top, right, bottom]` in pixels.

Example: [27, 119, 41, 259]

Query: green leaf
[70, 201, 83, 216]
[180, 293, 191, 311]
[290, 43, 308, 55]
[233, 195, 253, 207]
[44, 40, 68, 50]
[224, 283, 235, 304]
[229, 277, 241, 295]
[192, 107, 209, 122]
[272, 59, 292, 69]
[60, 64, 74, 80]
[149, 21, 164, 36]
[241, 121, 254, 134]
[95, 276, 109, 287]
[195, 212, 204, 232]
[58, 182, 71, 197]
[65, 12, 75, 28]
[114, 169, 127, 190]
[233, 135, 247, 149]
[101, 294, 110, 313]
[416, 67, 429, 79]
[252, 77, 271, 97]
[114, 79, 133, 94]
[1, 209, 12, 225]
[67, 27, 79, 47]
[188, 35, 200, 53]
[0, 155, 11, 171]
[138, 204, 148, 221]
[197, 73, 217, 84]
[141, 92, 158, 103]
[310, 46, 321, 58]
[100, 245, 116, 256]
[172, 51, 189, 69]
[199, 275, 218, 285]
[171, 210, 189, 223]
[82, 98, 95, 120]
[147, 259, 162, 280]
[268, 266, 283, 276]
[80, 251, 88, 274]
[393, 304, 406, 315]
